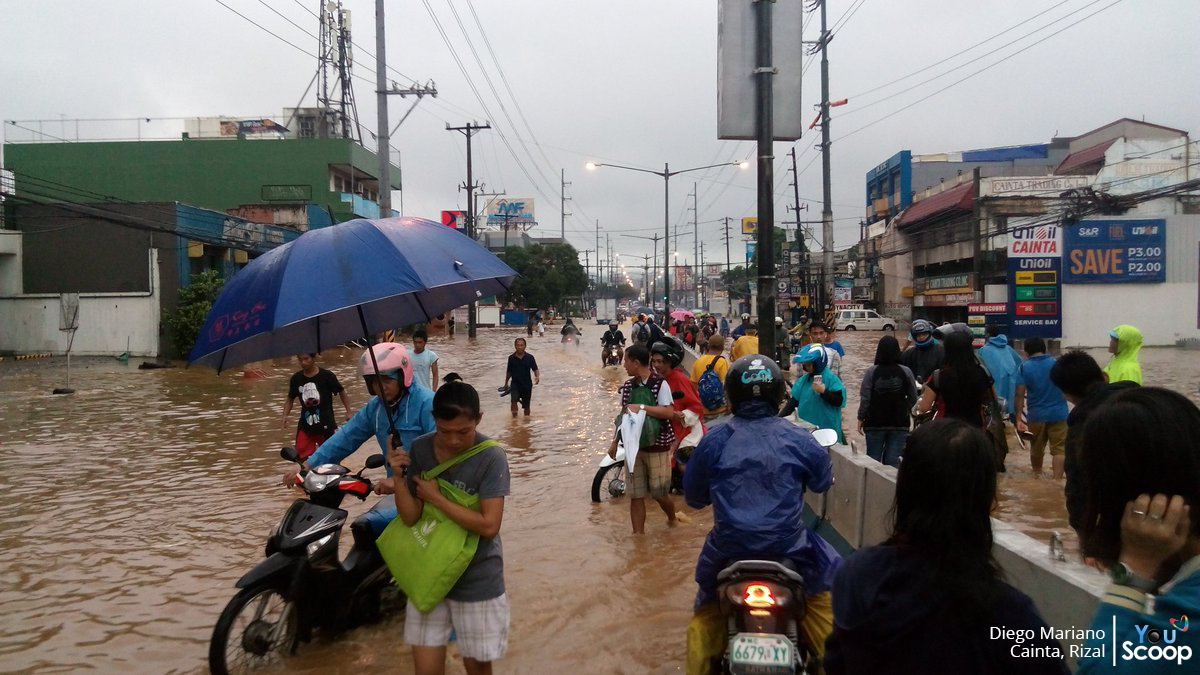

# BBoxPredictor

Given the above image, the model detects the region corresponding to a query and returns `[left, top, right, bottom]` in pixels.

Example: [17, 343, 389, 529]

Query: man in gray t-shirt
[404, 431, 511, 601]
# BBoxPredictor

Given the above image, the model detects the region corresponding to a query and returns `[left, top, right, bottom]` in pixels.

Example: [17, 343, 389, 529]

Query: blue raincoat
[685, 400, 841, 608]
[978, 335, 1023, 417]
[305, 383, 436, 534]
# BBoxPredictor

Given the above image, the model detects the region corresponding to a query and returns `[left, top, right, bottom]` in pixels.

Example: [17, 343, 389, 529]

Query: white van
[833, 308, 895, 331]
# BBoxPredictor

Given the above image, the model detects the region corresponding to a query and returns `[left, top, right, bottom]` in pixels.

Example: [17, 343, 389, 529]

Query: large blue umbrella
[188, 217, 517, 371]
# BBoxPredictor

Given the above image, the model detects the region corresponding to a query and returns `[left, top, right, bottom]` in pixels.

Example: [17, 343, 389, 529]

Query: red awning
[896, 183, 974, 227]
[1055, 139, 1116, 175]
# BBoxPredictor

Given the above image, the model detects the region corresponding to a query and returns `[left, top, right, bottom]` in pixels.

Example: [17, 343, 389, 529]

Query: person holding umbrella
[283, 342, 436, 539]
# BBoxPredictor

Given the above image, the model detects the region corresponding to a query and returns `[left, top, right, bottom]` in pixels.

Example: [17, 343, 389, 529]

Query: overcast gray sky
[3, 0, 1197, 272]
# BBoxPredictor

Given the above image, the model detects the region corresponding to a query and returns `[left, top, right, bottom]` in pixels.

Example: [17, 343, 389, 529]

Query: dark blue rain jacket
[684, 400, 841, 608]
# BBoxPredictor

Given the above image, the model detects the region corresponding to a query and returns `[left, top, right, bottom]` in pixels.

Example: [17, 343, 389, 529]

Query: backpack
[698, 356, 726, 411]
[634, 323, 649, 343]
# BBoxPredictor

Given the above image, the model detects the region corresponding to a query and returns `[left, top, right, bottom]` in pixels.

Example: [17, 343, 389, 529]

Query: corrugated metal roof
[1055, 139, 1117, 175]
[896, 183, 974, 227]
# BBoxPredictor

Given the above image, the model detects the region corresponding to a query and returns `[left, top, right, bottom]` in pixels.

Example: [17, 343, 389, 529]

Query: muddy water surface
[1, 327, 1196, 673]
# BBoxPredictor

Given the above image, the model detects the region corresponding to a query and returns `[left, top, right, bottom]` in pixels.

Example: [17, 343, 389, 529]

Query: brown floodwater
[1, 326, 1195, 673]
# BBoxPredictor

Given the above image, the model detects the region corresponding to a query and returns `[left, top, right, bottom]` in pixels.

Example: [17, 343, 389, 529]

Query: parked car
[833, 308, 895, 331]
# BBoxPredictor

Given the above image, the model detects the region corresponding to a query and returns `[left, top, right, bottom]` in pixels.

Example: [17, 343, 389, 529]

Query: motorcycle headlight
[306, 533, 333, 558]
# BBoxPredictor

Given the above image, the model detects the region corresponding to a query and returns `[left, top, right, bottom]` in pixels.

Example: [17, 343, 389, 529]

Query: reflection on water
[2, 327, 1194, 672]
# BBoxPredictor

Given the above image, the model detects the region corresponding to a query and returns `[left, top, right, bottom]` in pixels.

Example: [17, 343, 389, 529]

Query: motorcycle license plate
[728, 634, 794, 673]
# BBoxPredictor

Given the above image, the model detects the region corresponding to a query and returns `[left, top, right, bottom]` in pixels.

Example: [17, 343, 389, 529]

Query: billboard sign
[746, 242, 757, 262]
[741, 217, 758, 236]
[1063, 219, 1166, 284]
[1007, 222, 1061, 339]
[717, 0, 804, 141]
[486, 198, 537, 228]
[441, 210, 467, 229]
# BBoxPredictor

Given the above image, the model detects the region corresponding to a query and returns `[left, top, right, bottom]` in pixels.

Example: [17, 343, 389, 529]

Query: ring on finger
[1149, 514, 1164, 521]
[1133, 509, 1148, 516]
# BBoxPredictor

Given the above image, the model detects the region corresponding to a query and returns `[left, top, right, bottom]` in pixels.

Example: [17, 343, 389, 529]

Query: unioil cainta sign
[1007, 221, 1062, 339]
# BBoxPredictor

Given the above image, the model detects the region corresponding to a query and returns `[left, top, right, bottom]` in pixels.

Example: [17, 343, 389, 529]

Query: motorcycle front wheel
[209, 582, 299, 675]
[591, 461, 627, 502]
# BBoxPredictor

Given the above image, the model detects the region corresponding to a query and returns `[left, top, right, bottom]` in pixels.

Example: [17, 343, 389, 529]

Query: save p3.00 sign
[1064, 219, 1166, 284]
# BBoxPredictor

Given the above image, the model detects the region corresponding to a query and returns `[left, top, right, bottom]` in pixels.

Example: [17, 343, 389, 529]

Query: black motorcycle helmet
[725, 354, 786, 410]
[650, 336, 685, 368]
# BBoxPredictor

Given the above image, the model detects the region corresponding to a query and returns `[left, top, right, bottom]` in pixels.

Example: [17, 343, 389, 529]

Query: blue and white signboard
[1064, 219, 1166, 284]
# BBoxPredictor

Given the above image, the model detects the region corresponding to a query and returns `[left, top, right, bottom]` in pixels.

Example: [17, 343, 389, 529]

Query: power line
[839, 0, 1109, 120]
[846, 0, 1076, 100]
[835, 0, 1127, 143]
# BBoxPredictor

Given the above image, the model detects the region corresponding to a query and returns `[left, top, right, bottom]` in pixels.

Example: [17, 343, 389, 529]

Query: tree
[164, 269, 226, 358]
[503, 243, 588, 309]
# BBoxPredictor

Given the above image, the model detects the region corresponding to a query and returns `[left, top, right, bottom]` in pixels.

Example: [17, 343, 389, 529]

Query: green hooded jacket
[1103, 324, 1143, 385]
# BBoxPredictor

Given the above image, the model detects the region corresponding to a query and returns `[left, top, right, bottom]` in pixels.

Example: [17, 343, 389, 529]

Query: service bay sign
[1064, 219, 1166, 284]
[1007, 222, 1062, 339]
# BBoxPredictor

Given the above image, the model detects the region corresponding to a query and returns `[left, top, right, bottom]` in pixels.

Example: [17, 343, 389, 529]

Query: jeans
[865, 429, 908, 467]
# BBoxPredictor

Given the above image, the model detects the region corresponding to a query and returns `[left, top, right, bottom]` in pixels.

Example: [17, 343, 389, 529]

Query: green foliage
[503, 244, 589, 309]
[165, 269, 226, 358]
[721, 265, 755, 301]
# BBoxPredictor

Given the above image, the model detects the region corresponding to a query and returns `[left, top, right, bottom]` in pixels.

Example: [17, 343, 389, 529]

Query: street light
[587, 159, 747, 323]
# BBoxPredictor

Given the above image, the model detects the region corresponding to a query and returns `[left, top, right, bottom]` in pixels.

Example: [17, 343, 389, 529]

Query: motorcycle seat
[717, 559, 807, 587]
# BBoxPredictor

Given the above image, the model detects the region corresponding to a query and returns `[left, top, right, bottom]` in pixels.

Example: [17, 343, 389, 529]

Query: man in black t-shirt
[502, 338, 540, 417]
[281, 353, 351, 460]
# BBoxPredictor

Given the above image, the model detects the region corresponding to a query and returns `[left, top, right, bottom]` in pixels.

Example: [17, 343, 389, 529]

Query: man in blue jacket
[978, 325, 1024, 421]
[684, 354, 841, 668]
[284, 342, 436, 538]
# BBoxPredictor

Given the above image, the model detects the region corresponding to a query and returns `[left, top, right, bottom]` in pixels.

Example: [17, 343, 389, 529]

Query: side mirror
[812, 428, 839, 448]
[280, 446, 300, 463]
[365, 454, 386, 469]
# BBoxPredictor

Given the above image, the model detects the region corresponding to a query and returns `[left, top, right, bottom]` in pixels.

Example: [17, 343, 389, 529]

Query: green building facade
[4, 137, 399, 225]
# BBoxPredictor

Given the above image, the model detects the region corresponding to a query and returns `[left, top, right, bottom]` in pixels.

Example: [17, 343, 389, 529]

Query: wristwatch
[1111, 562, 1159, 593]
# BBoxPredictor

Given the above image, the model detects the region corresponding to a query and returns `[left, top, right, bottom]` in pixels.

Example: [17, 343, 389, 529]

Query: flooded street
[2, 325, 1196, 673]
[0, 327, 714, 674]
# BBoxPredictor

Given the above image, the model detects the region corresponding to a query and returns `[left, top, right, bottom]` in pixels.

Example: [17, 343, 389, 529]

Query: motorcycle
[591, 441, 683, 501]
[209, 448, 391, 675]
[603, 344, 622, 366]
[711, 427, 839, 675]
[911, 382, 934, 429]
[562, 332, 581, 347]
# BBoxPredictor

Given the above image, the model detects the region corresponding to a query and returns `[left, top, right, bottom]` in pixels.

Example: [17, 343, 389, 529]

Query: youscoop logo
[1122, 620, 1191, 664]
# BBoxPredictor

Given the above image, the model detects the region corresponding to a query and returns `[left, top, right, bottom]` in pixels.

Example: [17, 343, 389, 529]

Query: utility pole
[447, 121, 491, 338]
[607, 234, 613, 286]
[723, 216, 733, 317]
[788, 147, 811, 308]
[595, 219, 601, 289]
[754, 0, 776, 355]
[581, 249, 593, 297]
[375, 0, 436, 217]
[691, 183, 700, 309]
[561, 170, 572, 241]
[819, 0, 834, 316]
[623, 233, 662, 312]
[700, 240, 707, 310]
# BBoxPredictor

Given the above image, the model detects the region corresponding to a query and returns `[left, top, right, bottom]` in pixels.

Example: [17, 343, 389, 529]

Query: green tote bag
[376, 439, 500, 612]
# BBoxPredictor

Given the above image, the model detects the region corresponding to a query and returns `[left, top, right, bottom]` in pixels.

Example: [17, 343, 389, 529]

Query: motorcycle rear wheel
[209, 583, 298, 675]
[591, 461, 627, 502]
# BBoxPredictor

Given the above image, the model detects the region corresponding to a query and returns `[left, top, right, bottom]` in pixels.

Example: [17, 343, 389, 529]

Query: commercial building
[861, 118, 1200, 346]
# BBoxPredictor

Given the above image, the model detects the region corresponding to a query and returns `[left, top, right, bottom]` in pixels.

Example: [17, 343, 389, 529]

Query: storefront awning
[896, 183, 974, 227]
[1055, 139, 1116, 175]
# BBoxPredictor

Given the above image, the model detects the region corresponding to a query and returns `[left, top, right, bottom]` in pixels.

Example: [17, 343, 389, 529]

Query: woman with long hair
[1075, 387, 1200, 673]
[857, 335, 918, 467]
[915, 330, 994, 429]
[825, 419, 1067, 674]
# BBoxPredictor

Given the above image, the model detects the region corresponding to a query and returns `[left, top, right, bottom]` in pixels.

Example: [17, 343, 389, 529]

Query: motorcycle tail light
[744, 583, 777, 608]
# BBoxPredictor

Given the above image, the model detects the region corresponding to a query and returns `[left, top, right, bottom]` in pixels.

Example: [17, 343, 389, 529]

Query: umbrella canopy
[189, 217, 517, 370]
[670, 310, 694, 321]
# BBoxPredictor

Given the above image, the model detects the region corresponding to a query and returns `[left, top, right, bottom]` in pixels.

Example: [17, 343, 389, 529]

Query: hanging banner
[1064, 219, 1166, 284]
[746, 242, 757, 262]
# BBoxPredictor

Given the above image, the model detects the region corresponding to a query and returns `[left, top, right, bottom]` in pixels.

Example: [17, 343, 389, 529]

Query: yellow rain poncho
[1103, 324, 1143, 385]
